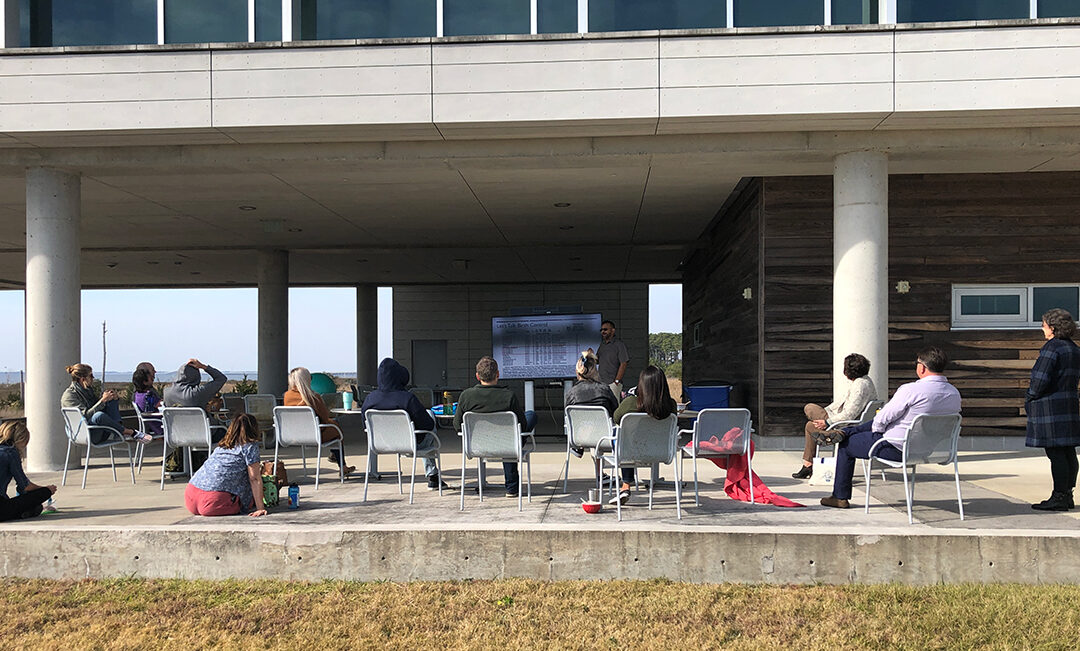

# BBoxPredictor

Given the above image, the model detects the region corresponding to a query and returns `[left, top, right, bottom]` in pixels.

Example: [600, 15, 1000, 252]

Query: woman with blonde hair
[60, 363, 150, 444]
[185, 413, 267, 517]
[565, 348, 618, 457]
[0, 421, 57, 521]
[283, 367, 354, 475]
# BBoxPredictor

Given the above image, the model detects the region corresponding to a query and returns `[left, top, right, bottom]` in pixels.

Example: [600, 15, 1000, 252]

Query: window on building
[298, 0, 436, 40]
[952, 285, 1080, 329]
[897, 0, 1029, 23]
[734, 0, 823, 27]
[589, 0, 726, 32]
[444, 0, 530, 36]
[1039, 0, 1080, 17]
[832, 0, 879, 24]
[23, 0, 157, 47]
[255, 0, 282, 41]
[538, 0, 579, 33]
[165, 0, 247, 44]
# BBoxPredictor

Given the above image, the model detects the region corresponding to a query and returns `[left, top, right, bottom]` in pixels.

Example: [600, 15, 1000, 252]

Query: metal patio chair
[244, 393, 277, 448]
[272, 406, 345, 489]
[562, 405, 614, 492]
[159, 407, 221, 490]
[131, 398, 165, 474]
[598, 413, 682, 521]
[678, 408, 753, 506]
[362, 409, 442, 504]
[460, 411, 535, 512]
[864, 413, 964, 525]
[61, 407, 135, 489]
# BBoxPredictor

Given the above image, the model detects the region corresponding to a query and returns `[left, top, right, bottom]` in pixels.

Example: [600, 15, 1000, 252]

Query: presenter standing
[598, 320, 630, 399]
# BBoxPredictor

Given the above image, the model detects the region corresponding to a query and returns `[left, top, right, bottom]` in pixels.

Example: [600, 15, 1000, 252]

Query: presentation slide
[492, 314, 602, 379]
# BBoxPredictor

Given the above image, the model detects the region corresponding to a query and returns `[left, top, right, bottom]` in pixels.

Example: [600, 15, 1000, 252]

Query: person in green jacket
[454, 356, 537, 497]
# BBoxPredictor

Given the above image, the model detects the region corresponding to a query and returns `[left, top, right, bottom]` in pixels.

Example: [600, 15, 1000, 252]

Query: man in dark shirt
[455, 356, 537, 497]
[597, 320, 630, 398]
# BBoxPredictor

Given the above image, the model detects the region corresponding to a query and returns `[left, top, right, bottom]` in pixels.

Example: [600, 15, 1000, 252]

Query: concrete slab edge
[2, 528, 1078, 584]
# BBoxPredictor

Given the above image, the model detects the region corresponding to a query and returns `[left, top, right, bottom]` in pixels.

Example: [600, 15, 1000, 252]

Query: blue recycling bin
[685, 384, 731, 410]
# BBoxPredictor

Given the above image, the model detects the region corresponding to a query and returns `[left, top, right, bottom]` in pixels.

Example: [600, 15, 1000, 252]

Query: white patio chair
[409, 387, 435, 410]
[159, 407, 221, 490]
[678, 408, 753, 506]
[221, 393, 246, 418]
[244, 393, 277, 448]
[598, 413, 682, 521]
[362, 409, 442, 504]
[61, 407, 135, 489]
[864, 413, 964, 525]
[562, 405, 614, 492]
[131, 399, 164, 474]
[272, 406, 345, 489]
[460, 411, 535, 512]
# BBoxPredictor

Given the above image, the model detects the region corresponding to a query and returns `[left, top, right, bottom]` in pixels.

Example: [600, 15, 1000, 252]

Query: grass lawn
[2, 578, 1078, 649]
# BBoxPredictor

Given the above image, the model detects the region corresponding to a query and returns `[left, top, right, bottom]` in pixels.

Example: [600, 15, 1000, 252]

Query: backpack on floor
[262, 475, 281, 508]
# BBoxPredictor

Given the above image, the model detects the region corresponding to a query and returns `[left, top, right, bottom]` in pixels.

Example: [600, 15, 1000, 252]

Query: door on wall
[412, 340, 448, 388]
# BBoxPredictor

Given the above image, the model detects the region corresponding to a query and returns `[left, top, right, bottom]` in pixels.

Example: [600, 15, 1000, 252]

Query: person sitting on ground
[361, 358, 449, 490]
[793, 352, 877, 480]
[454, 356, 537, 498]
[131, 365, 163, 437]
[565, 348, 619, 458]
[610, 365, 678, 506]
[61, 363, 150, 443]
[820, 345, 961, 509]
[184, 413, 267, 517]
[0, 421, 57, 521]
[284, 366, 355, 476]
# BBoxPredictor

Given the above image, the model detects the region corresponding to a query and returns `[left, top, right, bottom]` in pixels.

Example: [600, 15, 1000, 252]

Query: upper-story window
[20, 0, 156, 47]
[297, 0, 436, 40]
[165, 0, 247, 44]
[897, 0, 1029, 22]
[589, 0, 726, 32]
[952, 284, 1080, 330]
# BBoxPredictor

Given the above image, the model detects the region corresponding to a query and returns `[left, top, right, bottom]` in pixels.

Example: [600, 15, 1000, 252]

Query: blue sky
[0, 284, 680, 373]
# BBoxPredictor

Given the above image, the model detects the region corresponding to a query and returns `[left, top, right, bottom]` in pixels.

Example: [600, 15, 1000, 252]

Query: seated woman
[792, 352, 877, 480]
[184, 413, 267, 517]
[61, 363, 150, 443]
[0, 421, 57, 521]
[610, 365, 678, 505]
[565, 348, 619, 457]
[131, 366, 163, 437]
[283, 367, 355, 476]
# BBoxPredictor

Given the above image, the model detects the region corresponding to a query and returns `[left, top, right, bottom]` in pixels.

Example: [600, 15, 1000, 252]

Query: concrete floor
[21, 430, 1080, 534]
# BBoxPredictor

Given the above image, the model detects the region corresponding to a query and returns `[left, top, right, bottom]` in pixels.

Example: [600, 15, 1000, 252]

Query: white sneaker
[608, 490, 630, 506]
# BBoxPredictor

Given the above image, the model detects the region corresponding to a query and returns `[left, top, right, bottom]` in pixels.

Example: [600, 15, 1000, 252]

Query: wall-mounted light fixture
[742, 287, 752, 300]
[896, 281, 911, 294]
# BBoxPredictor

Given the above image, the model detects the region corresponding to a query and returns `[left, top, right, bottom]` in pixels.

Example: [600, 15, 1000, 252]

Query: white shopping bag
[808, 456, 835, 486]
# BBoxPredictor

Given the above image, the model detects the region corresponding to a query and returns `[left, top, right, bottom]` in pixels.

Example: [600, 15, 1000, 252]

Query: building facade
[3, 2, 1080, 468]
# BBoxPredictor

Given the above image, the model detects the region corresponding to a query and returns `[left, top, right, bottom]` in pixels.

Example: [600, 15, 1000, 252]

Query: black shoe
[328, 451, 341, 465]
[792, 465, 813, 480]
[427, 477, 453, 491]
[570, 446, 585, 459]
[505, 486, 519, 498]
[1032, 491, 1072, 511]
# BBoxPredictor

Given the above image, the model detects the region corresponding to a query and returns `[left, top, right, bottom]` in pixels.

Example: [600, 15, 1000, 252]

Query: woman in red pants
[184, 414, 267, 517]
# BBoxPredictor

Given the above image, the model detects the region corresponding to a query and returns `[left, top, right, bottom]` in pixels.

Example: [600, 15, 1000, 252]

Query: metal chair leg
[81, 444, 92, 490]
[62, 440, 72, 486]
[363, 449, 372, 502]
[109, 446, 117, 482]
[409, 455, 418, 504]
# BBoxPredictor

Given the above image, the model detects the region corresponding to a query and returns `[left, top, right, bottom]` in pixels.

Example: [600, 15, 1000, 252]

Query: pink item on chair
[688, 428, 804, 507]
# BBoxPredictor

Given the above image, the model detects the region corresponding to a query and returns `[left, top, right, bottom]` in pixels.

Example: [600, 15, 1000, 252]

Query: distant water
[0, 371, 357, 384]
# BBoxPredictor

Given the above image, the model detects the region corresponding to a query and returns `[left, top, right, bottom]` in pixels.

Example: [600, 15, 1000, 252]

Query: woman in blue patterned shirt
[1027, 308, 1080, 512]
[184, 414, 267, 517]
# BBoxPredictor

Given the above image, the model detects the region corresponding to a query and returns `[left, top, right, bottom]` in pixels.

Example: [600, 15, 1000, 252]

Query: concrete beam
[1, 526, 1078, 584]
[833, 151, 888, 401]
[25, 167, 81, 472]
[257, 250, 288, 397]
[356, 285, 377, 386]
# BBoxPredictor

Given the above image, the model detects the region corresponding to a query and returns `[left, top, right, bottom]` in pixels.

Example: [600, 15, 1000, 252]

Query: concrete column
[25, 168, 81, 472]
[356, 285, 378, 386]
[833, 150, 888, 401]
[1, 0, 19, 48]
[257, 250, 289, 397]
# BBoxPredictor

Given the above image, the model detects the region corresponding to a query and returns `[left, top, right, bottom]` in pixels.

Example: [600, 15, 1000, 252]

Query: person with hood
[164, 358, 228, 412]
[283, 366, 355, 476]
[361, 358, 448, 490]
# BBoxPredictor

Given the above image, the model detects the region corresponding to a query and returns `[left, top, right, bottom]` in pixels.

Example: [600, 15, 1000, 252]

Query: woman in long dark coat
[1027, 308, 1080, 511]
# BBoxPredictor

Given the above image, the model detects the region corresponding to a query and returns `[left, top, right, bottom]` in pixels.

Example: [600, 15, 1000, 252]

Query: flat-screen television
[492, 313, 602, 380]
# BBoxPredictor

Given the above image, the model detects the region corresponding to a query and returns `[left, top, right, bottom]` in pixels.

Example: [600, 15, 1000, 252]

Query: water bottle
[442, 391, 453, 415]
[288, 483, 299, 509]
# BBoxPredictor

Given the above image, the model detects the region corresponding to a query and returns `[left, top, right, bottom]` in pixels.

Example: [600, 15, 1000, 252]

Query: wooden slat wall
[758, 172, 1080, 438]
[683, 180, 763, 425]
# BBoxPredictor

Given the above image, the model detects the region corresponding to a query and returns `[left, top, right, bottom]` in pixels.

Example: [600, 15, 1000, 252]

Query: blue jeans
[89, 402, 125, 444]
[502, 410, 537, 489]
[831, 421, 902, 500]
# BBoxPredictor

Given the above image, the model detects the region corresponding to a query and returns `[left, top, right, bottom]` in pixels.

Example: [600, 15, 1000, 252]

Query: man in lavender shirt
[821, 346, 962, 509]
